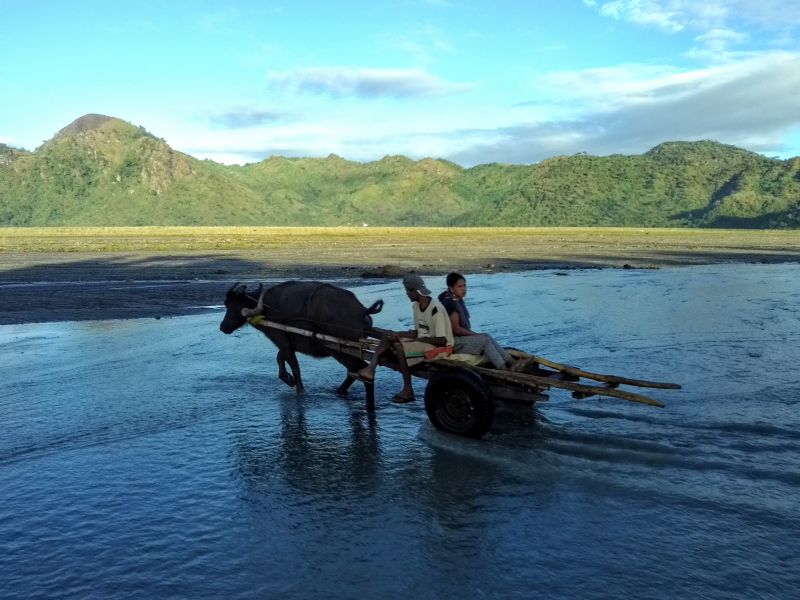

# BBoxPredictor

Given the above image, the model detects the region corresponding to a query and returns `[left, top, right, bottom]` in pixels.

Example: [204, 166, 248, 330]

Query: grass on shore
[1, 226, 797, 251]
[1, 226, 798, 271]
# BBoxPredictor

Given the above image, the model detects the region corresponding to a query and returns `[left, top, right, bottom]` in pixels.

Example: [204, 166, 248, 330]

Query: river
[1, 263, 799, 599]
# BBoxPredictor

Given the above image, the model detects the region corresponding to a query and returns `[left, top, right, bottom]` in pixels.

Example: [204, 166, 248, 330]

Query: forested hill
[1, 114, 798, 227]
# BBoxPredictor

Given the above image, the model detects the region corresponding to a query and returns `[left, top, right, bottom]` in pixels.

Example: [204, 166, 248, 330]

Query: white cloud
[593, 0, 800, 31]
[450, 52, 800, 165]
[725, 0, 800, 28]
[587, 0, 800, 54]
[690, 28, 749, 57]
[600, 0, 686, 32]
[533, 63, 709, 110]
[176, 52, 800, 166]
[267, 67, 473, 98]
[208, 107, 292, 129]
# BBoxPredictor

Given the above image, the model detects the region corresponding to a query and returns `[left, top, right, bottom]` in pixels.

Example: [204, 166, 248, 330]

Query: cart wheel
[424, 367, 494, 439]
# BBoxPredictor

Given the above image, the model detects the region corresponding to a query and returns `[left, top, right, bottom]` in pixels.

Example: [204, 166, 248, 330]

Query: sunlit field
[1, 227, 798, 271]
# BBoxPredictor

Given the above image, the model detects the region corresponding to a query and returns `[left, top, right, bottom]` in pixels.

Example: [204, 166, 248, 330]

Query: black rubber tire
[424, 367, 494, 439]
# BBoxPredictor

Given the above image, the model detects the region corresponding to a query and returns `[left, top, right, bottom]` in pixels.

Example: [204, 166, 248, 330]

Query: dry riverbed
[1, 227, 798, 324]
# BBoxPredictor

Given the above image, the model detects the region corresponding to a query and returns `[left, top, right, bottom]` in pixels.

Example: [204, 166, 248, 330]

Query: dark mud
[1, 248, 798, 324]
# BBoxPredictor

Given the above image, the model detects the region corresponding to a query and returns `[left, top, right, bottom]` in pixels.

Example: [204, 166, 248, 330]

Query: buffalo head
[219, 282, 259, 334]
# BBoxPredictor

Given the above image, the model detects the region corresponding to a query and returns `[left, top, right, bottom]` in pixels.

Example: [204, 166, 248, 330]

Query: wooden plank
[466, 364, 666, 407]
[507, 349, 681, 390]
[249, 317, 377, 353]
[250, 320, 665, 406]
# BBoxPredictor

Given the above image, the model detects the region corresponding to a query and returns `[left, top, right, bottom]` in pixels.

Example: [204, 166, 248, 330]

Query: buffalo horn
[256, 287, 266, 311]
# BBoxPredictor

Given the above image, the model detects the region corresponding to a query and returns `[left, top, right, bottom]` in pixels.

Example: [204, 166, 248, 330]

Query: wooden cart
[251, 318, 681, 439]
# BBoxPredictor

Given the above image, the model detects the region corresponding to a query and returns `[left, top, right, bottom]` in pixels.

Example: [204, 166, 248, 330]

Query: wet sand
[2, 234, 799, 324]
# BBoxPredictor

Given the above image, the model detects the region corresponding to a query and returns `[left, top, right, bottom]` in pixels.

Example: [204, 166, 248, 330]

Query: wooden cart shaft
[249, 317, 677, 407]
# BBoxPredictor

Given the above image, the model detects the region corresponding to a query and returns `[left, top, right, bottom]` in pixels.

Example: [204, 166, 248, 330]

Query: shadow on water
[230, 382, 558, 494]
[0, 254, 374, 324]
[0, 253, 270, 283]
[3, 248, 798, 324]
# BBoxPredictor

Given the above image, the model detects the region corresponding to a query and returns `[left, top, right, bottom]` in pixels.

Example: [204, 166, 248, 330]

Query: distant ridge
[0, 114, 798, 228]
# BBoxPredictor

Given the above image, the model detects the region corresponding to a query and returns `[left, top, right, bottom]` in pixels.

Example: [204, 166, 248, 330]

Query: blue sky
[2, 0, 800, 166]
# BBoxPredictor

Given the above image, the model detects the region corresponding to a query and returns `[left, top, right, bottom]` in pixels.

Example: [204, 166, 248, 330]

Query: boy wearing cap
[352, 273, 453, 403]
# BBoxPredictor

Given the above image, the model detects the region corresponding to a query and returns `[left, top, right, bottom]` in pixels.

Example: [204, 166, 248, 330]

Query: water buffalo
[220, 281, 383, 402]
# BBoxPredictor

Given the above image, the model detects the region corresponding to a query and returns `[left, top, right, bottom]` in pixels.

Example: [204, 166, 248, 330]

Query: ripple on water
[1, 263, 799, 599]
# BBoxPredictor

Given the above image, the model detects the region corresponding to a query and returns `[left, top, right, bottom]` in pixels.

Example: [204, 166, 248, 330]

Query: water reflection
[234, 393, 383, 501]
[3, 263, 800, 599]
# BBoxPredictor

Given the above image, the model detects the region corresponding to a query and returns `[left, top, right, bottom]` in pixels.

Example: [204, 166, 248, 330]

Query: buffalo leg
[283, 349, 305, 394]
[334, 355, 365, 395]
[333, 355, 376, 411]
[364, 381, 375, 411]
[336, 375, 355, 396]
[276, 349, 296, 388]
[335, 375, 375, 411]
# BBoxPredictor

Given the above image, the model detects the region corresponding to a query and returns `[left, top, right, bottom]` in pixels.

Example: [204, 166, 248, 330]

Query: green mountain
[1, 114, 798, 227]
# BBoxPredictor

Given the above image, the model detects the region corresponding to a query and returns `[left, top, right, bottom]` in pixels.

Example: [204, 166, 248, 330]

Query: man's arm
[449, 312, 475, 336]
[392, 330, 417, 340]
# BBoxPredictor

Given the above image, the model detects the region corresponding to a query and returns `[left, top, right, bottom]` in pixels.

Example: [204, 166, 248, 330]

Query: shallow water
[2, 264, 799, 599]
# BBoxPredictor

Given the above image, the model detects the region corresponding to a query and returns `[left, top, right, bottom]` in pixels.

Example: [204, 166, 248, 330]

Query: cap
[402, 273, 431, 295]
